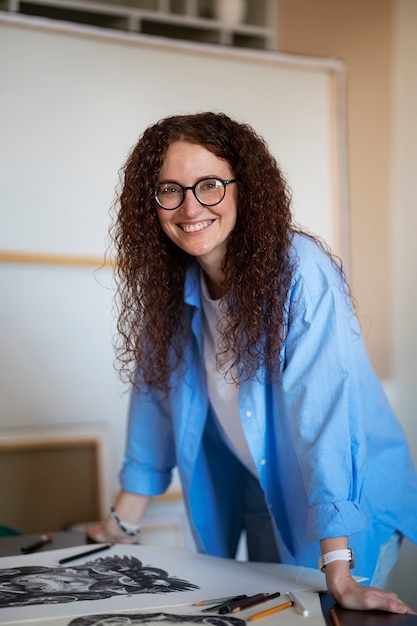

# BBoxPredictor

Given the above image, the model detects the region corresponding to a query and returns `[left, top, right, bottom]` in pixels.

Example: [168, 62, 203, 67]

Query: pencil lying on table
[218, 593, 268, 614]
[248, 600, 294, 621]
[231, 592, 281, 613]
[58, 544, 113, 564]
[201, 595, 247, 612]
[21, 532, 53, 554]
[330, 607, 341, 626]
[194, 595, 246, 607]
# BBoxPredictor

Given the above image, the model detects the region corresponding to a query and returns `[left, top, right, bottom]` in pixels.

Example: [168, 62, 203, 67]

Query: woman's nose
[181, 189, 202, 216]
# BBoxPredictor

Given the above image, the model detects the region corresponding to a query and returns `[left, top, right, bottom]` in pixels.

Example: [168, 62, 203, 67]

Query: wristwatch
[318, 548, 355, 572]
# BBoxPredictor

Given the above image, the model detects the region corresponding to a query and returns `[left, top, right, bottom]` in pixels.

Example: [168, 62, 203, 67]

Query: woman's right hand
[86, 518, 140, 544]
[86, 489, 152, 544]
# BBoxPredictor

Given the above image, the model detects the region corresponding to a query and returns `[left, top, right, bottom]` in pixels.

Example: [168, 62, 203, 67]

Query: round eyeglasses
[155, 177, 238, 211]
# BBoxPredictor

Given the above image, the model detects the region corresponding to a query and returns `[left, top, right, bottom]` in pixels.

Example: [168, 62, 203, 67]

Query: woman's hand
[86, 490, 152, 545]
[86, 518, 140, 544]
[325, 561, 417, 614]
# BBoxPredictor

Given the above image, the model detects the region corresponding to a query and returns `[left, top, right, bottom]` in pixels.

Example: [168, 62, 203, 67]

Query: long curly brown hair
[111, 111, 297, 393]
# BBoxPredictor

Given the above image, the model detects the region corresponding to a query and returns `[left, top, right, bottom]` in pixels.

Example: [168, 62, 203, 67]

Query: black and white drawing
[68, 612, 245, 625]
[0, 555, 199, 608]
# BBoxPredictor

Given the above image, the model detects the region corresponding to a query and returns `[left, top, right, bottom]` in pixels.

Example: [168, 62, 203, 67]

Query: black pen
[194, 596, 245, 607]
[202, 595, 247, 612]
[232, 591, 281, 613]
[219, 593, 268, 614]
[58, 544, 113, 564]
[21, 532, 53, 554]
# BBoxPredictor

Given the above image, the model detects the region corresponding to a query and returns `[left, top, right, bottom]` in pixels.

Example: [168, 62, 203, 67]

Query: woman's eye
[199, 180, 219, 191]
[162, 185, 180, 195]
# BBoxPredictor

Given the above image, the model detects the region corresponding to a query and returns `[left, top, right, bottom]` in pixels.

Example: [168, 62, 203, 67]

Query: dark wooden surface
[320, 591, 417, 626]
[0, 530, 87, 556]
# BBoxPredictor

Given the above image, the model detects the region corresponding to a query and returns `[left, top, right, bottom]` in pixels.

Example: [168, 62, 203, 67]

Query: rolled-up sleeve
[281, 255, 368, 541]
[119, 388, 177, 496]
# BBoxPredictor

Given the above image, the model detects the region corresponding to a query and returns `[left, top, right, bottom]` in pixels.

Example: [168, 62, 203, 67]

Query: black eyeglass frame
[154, 177, 238, 211]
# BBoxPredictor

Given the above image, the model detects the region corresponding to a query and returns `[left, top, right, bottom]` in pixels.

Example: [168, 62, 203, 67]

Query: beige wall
[386, 0, 417, 601]
[278, 0, 393, 378]
[278, 0, 417, 602]
[391, 0, 417, 423]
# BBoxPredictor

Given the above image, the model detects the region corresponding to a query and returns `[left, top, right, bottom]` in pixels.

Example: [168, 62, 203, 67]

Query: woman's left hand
[326, 561, 417, 614]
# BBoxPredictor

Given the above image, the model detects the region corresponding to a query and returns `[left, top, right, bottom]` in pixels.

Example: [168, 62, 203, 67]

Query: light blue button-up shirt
[120, 233, 417, 580]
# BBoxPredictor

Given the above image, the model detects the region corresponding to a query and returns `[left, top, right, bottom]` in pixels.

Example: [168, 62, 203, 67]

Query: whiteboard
[0, 13, 348, 261]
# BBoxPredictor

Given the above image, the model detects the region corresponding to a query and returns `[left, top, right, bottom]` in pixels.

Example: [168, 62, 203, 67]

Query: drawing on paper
[0, 555, 199, 608]
[68, 612, 245, 625]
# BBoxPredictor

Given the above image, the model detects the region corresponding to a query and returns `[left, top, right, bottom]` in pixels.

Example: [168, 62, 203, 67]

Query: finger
[362, 588, 414, 614]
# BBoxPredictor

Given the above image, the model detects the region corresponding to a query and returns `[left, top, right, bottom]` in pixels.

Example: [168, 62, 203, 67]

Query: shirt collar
[184, 262, 201, 308]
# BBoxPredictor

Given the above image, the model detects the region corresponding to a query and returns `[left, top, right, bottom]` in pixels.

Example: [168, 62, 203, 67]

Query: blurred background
[1, 0, 416, 604]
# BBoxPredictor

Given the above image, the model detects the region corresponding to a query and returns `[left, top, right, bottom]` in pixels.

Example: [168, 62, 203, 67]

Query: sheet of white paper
[0, 594, 328, 626]
[0, 544, 327, 624]
[0, 592, 327, 626]
[245, 561, 328, 590]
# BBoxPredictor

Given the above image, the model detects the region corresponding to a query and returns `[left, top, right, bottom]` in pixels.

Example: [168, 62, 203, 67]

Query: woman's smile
[179, 219, 215, 233]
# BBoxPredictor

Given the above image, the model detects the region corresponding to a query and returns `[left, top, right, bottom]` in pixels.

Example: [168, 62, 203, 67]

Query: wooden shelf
[2, 0, 276, 49]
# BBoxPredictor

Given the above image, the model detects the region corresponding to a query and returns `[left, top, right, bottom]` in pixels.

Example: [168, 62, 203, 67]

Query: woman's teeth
[181, 220, 212, 233]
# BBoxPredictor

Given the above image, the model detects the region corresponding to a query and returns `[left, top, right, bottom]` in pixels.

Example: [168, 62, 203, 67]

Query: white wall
[385, 0, 417, 604]
[0, 16, 345, 257]
[0, 15, 346, 521]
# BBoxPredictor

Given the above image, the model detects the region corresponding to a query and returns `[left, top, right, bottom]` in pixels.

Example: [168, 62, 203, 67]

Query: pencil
[58, 544, 113, 564]
[194, 596, 245, 606]
[21, 532, 53, 554]
[248, 600, 294, 621]
[289, 591, 310, 617]
[330, 608, 341, 626]
[232, 591, 281, 613]
[218, 593, 267, 614]
[201, 595, 248, 612]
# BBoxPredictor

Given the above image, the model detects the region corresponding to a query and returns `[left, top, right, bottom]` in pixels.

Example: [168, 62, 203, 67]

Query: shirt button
[260, 459, 266, 466]
[244, 410, 252, 418]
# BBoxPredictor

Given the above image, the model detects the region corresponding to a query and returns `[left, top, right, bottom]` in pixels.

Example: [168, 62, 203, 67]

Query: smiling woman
[111, 112, 293, 391]
[0, 24, 348, 554]
[87, 111, 417, 617]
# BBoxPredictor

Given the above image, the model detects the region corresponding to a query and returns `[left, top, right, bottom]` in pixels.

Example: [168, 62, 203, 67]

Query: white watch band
[318, 548, 355, 572]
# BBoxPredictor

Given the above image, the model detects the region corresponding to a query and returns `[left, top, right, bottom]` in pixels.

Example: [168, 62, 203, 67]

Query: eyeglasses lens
[195, 179, 225, 205]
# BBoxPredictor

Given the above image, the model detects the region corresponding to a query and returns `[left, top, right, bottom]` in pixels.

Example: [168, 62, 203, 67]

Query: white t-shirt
[200, 275, 258, 477]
